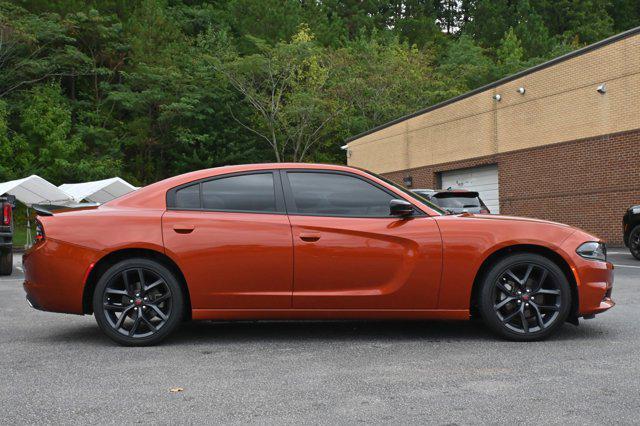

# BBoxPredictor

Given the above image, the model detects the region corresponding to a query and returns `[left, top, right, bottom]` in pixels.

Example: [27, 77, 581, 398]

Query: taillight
[2, 203, 10, 226]
[36, 220, 45, 241]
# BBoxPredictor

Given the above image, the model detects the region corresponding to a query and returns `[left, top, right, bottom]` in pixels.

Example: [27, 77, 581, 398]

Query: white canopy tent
[59, 177, 137, 204]
[0, 175, 74, 206]
[0, 175, 137, 248]
[0, 175, 75, 249]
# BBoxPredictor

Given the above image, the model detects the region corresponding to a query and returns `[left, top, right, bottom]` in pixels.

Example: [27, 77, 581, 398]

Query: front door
[281, 170, 442, 310]
[162, 171, 293, 309]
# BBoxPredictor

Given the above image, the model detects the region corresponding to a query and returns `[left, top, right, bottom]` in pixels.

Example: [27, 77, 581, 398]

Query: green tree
[438, 34, 493, 92]
[0, 0, 636, 186]
[328, 34, 449, 139]
[514, 0, 554, 59]
[213, 26, 336, 162]
[466, 0, 517, 48]
[608, 0, 640, 33]
[533, 0, 614, 44]
[16, 83, 82, 183]
[495, 27, 526, 77]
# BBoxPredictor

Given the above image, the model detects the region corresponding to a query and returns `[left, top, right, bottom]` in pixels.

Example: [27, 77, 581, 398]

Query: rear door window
[174, 183, 200, 209]
[201, 173, 276, 212]
[169, 172, 279, 213]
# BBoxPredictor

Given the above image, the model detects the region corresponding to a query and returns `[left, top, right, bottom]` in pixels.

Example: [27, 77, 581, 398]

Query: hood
[456, 213, 572, 228]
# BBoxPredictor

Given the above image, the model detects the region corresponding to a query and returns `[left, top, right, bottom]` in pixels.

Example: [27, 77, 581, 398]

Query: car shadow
[163, 318, 611, 346]
[170, 319, 493, 344]
[41, 318, 614, 347]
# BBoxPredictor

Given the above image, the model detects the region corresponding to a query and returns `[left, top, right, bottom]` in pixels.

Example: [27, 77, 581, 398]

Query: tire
[93, 258, 184, 346]
[0, 250, 12, 276]
[478, 253, 571, 341]
[629, 225, 640, 260]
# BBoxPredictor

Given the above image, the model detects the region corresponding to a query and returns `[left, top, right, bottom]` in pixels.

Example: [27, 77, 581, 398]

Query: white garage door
[440, 165, 500, 214]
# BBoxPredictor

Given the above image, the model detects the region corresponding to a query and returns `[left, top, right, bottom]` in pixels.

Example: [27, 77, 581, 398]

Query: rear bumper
[23, 239, 99, 314]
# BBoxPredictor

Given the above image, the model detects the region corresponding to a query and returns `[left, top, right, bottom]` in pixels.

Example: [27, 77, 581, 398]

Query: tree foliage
[0, 0, 637, 185]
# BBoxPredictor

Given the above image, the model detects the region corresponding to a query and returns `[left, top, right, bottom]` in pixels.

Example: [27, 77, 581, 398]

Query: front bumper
[576, 259, 615, 317]
[561, 230, 615, 318]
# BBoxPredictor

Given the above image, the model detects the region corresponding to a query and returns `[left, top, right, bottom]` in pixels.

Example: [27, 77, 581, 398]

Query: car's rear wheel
[0, 250, 12, 276]
[629, 225, 640, 260]
[478, 253, 571, 341]
[92, 258, 184, 346]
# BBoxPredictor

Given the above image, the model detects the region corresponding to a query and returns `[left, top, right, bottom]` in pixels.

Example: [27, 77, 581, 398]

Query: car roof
[104, 163, 441, 216]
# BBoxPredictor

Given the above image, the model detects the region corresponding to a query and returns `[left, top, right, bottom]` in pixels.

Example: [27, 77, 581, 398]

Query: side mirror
[389, 199, 414, 217]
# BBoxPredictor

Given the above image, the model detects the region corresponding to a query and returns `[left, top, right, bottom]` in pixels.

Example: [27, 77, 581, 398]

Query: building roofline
[345, 25, 640, 144]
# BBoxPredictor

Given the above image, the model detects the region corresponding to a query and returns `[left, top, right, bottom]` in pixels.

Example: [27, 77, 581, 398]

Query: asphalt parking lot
[1, 251, 639, 424]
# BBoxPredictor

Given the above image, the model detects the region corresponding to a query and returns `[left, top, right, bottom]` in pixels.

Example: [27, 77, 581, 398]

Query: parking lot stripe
[613, 264, 640, 269]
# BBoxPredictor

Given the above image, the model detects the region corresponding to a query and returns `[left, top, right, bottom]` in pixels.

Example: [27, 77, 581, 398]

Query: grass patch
[12, 224, 34, 248]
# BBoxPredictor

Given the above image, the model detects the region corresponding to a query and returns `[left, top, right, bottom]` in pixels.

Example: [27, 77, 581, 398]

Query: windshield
[358, 169, 446, 215]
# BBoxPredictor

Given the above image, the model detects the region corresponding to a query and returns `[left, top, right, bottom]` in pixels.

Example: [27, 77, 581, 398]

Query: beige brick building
[345, 27, 640, 244]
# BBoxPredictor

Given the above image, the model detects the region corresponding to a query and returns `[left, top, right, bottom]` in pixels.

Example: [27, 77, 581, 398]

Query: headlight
[576, 242, 607, 262]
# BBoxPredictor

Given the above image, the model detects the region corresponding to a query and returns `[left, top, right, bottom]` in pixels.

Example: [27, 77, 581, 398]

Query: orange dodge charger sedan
[23, 164, 614, 345]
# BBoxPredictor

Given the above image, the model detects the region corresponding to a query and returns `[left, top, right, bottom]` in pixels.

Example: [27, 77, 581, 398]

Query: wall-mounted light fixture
[517, 87, 526, 95]
[597, 83, 606, 94]
[493, 94, 502, 101]
[403, 176, 413, 188]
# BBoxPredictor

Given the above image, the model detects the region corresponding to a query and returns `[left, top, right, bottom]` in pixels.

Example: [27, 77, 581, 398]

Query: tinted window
[201, 173, 276, 212]
[433, 193, 481, 208]
[287, 172, 394, 217]
[174, 183, 200, 209]
[413, 190, 435, 199]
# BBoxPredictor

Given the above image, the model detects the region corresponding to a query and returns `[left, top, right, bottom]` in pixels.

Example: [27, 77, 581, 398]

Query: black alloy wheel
[630, 226, 640, 260]
[93, 258, 184, 346]
[479, 253, 571, 341]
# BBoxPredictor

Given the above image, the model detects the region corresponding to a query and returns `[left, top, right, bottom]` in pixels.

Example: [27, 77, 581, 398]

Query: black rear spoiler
[33, 202, 100, 216]
[33, 205, 54, 216]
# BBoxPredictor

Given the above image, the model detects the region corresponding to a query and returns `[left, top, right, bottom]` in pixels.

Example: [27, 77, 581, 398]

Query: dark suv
[413, 189, 490, 214]
[623, 205, 640, 260]
[0, 195, 14, 275]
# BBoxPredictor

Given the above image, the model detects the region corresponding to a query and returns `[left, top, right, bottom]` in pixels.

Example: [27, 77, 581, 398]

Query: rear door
[162, 171, 293, 309]
[282, 170, 442, 310]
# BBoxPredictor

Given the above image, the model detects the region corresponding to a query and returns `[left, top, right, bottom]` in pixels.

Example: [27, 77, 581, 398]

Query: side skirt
[192, 309, 469, 321]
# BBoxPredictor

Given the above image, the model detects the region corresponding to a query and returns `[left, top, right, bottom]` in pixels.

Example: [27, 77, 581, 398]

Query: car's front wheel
[478, 253, 571, 341]
[629, 225, 640, 260]
[93, 258, 184, 346]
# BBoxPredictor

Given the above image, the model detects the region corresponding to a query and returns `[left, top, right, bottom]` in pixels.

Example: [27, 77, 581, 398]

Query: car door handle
[173, 224, 195, 234]
[299, 232, 321, 242]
